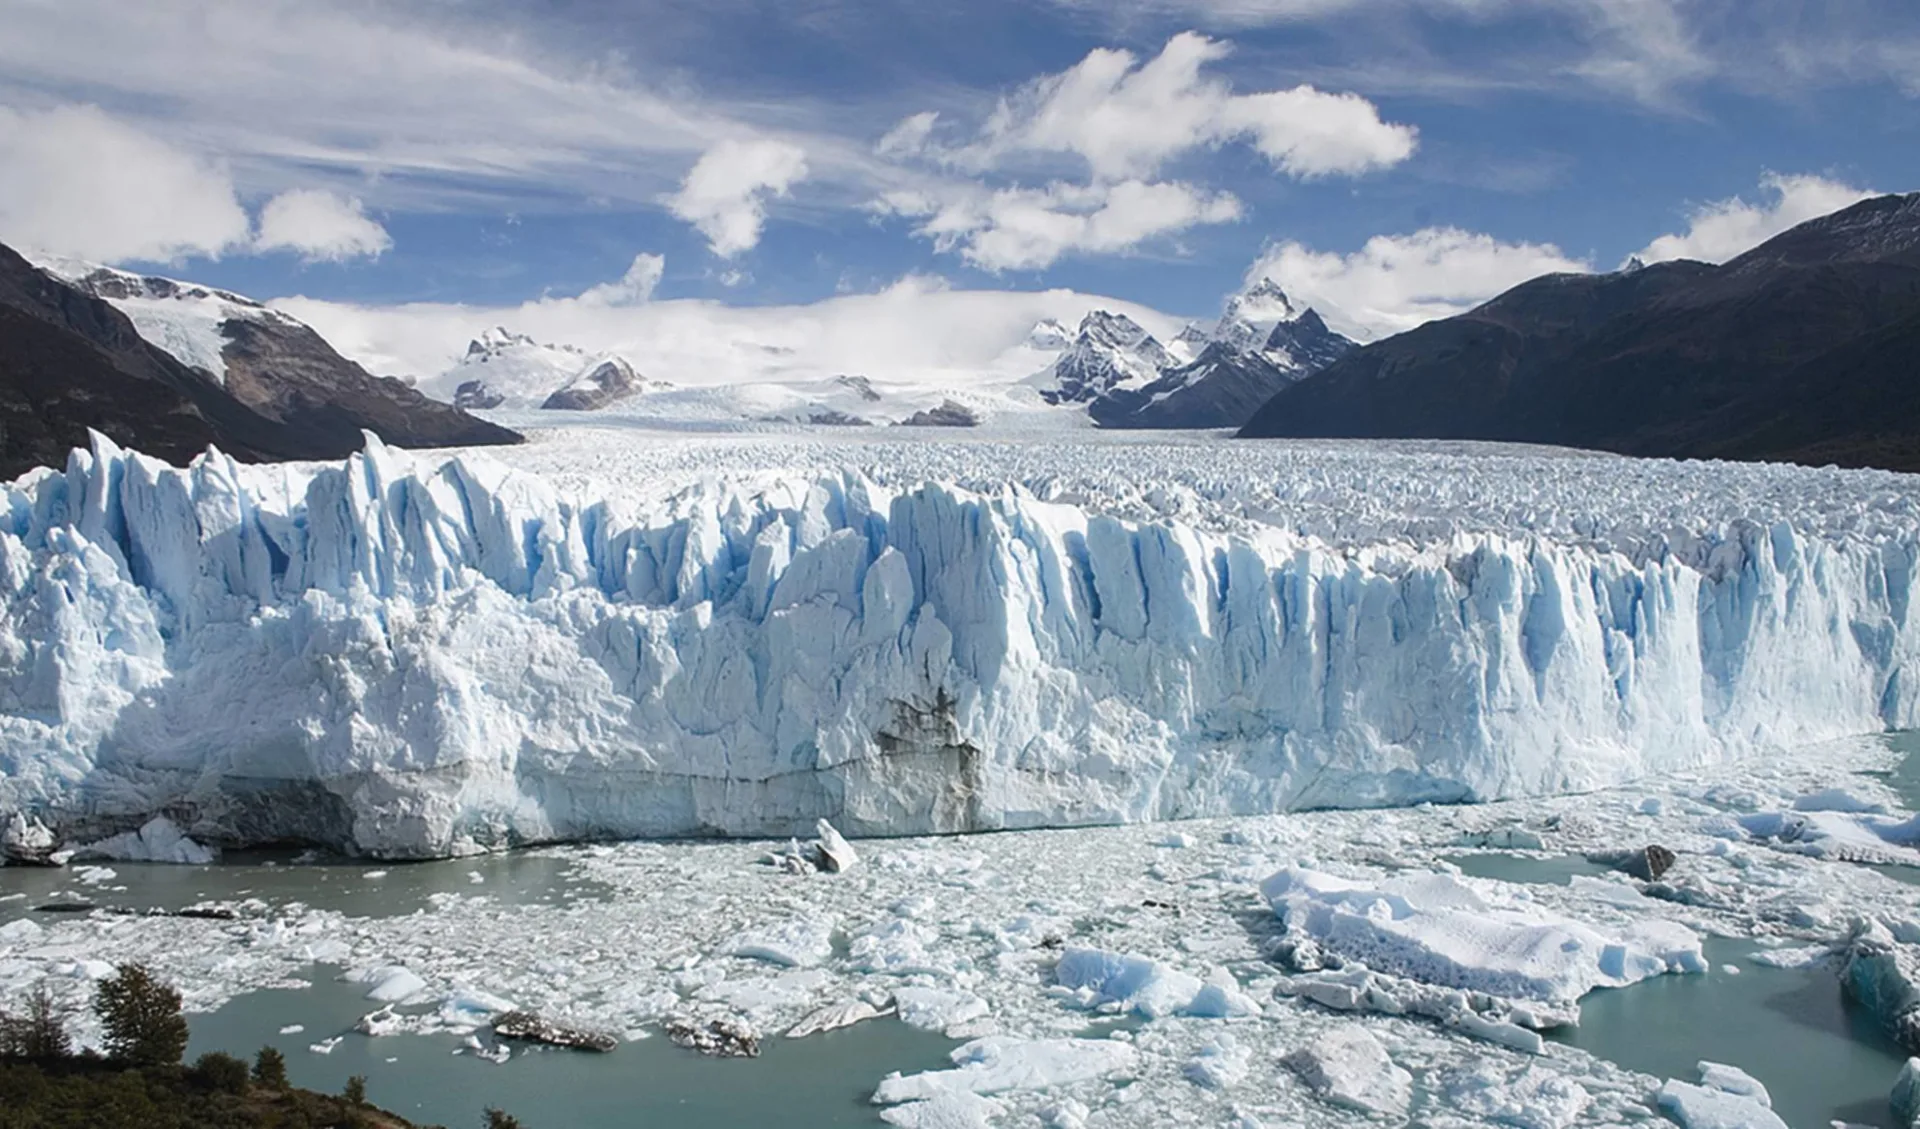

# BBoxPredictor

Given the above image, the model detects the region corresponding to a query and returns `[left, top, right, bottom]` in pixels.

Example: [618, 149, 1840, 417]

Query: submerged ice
[4, 430, 1920, 856]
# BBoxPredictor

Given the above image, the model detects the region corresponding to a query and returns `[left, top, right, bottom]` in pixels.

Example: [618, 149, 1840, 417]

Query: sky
[1, 0, 1917, 382]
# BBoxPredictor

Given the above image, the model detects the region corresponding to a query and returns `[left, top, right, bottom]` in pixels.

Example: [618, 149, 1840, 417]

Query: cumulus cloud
[272, 270, 1180, 391]
[879, 179, 1243, 272]
[667, 140, 810, 257]
[574, 253, 667, 306]
[253, 189, 392, 262]
[1631, 172, 1877, 265]
[898, 31, 1416, 181]
[0, 104, 251, 263]
[1248, 227, 1591, 338]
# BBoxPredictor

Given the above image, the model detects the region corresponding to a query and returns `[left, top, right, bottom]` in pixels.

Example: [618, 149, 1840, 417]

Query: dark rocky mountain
[0, 243, 517, 479]
[1090, 299, 1356, 429]
[1238, 193, 1920, 472]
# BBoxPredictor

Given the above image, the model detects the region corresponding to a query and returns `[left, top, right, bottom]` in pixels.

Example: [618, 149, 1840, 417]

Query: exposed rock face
[454, 380, 506, 411]
[899, 399, 981, 427]
[1090, 344, 1292, 430]
[834, 375, 882, 402]
[540, 357, 644, 411]
[1240, 192, 1920, 473]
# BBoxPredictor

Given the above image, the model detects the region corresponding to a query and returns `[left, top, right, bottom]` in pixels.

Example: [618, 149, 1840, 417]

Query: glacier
[2, 427, 1919, 858]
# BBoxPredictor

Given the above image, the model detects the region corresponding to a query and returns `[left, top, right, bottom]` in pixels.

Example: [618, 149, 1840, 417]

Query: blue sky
[1, 0, 1918, 368]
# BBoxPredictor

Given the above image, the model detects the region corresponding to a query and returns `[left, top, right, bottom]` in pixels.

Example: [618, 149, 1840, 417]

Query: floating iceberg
[1262, 866, 1705, 1005]
[3, 431, 1919, 856]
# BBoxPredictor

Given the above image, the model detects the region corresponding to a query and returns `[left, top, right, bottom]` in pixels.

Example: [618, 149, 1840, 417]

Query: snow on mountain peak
[1025, 319, 1072, 351]
[25, 252, 297, 385]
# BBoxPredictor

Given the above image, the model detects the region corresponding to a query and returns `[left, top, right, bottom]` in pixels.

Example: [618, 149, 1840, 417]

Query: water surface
[187, 968, 961, 1129]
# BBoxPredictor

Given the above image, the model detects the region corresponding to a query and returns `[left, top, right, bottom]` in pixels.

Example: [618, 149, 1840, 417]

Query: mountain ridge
[0, 242, 518, 478]
[1238, 192, 1920, 471]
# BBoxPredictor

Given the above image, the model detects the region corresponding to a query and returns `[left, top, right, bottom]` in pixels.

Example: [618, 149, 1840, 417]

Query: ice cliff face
[2, 432, 1918, 858]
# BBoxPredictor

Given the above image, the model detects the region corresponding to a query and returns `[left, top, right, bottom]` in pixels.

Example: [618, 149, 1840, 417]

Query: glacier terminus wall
[1, 430, 1917, 858]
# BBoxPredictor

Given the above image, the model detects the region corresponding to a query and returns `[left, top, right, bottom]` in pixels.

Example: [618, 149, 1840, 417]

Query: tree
[343, 1074, 367, 1106]
[0, 983, 71, 1058]
[252, 1045, 288, 1089]
[92, 965, 187, 1066]
[485, 1109, 527, 1129]
[193, 1050, 250, 1094]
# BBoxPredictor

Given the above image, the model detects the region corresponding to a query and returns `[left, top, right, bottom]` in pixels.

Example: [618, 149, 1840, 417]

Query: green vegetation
[252, 1046, 289, 1090]
[0, 963, 530, 1129]
[93, 964, 189, 1067]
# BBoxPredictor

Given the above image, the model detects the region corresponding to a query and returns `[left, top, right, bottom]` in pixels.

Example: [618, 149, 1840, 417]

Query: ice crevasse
[0, 431, 1916, 858]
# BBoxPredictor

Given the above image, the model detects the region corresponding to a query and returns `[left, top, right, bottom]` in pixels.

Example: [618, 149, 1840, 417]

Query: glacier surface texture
[2, 429, 1919, 857]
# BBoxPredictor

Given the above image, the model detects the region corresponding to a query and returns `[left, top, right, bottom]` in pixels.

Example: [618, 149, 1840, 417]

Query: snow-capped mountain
[1030, 311, 1174, 405]
[35, 256, 300, 385]
[1028, 280, 1356, 429]
[541, 355, 645, 411]
[425, 326, 591, 411]
[0, 244, 515, 477]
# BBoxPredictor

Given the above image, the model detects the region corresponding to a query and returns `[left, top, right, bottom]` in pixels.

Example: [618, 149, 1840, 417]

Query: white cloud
[877, 112, 940, 158]
[1631, 172, 1878, 266]
[253, 189, 392, 262]
[272, 270, 1181, 391]
[0, 0, 871, 218]
[914, 32, 1415, 181]
[1249, 227, 1591, 338]
[881, 179, 1243, 271]
[667, 140, 810, 257]
[0, 104, 251, 262]
[574, 253, 667, 306]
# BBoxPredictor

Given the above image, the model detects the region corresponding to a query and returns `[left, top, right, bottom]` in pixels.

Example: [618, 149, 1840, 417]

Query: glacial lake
[185, 970, 961, 1129]
[0, 848, 613, 924]
[1448, 848, 1910, 1126]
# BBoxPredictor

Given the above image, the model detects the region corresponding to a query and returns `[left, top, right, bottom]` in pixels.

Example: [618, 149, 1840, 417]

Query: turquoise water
[1, 849, 610, 924]
[1553, 939, 1908, 1126]
[186, 968, 961, 1129]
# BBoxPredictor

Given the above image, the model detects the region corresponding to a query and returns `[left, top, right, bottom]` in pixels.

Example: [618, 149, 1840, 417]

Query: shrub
[192, 1050, 251, 1094]
[251, 1045, 288, 1089]
[92, 965, 187, 1066]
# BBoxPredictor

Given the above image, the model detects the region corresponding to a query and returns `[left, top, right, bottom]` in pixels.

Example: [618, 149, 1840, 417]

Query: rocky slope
[1238, 192, 1920, 471]
[0, 245, 517, 478]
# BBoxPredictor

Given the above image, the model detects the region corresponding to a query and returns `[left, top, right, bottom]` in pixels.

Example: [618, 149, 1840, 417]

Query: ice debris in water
[1656, 1061, 1786, 1129]
[1262, 866, 1705, 1006]
[873, 1036, 1138, 1104]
